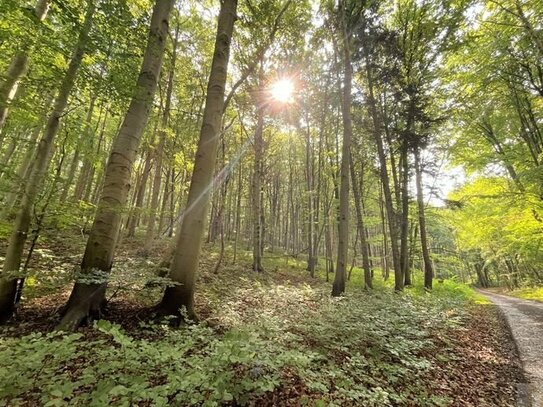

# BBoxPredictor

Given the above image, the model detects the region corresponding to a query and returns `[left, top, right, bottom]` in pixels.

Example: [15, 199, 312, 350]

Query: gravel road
[479, 290, 543, 407]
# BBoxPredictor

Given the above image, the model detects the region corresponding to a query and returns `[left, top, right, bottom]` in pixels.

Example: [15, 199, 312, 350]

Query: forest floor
[478, 290, 543, 407]
[0, 232, 528, 406]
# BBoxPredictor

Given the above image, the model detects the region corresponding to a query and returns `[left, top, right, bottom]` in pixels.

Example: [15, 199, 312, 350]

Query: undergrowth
[0, 242, 487, 406]
[506, 287, 543, 302]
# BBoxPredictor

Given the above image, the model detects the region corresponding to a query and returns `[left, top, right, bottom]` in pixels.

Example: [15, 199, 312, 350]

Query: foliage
[504, 287, 543, 303]
[0, 261, 481, 406]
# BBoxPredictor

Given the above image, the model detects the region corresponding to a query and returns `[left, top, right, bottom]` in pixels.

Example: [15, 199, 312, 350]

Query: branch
[223, 0, 293, 112]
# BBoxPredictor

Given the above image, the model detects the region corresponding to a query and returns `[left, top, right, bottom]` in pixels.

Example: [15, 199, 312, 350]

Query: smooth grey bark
[350, 153, 372, 289]
[158, 0, 238, 320]
[252, 106, 264, 272]
[0, 130, 20, 171]
[362, 40, 402, 291]
[60, 96, 96, 202]
[0, 0, 50, 138]
[303, 121, 317, 277]
[58, 0, 174, 330]
[414, 146, 434, 290]
[399, 139, 411, 286]
[157, 167, 172, 236]
[0, 94, 52, 218]
[332, 4, 352, 297]
[126, 148, 153, 236]
[144, 22, 179, 252]
[0, 1, 95, 323]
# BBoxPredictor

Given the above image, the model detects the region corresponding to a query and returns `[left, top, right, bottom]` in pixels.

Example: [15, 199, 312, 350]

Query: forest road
[478, 289, 543, 407]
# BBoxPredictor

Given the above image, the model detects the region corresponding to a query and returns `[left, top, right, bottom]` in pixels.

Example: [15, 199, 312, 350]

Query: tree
[58, 0, 174, 330]
[0, 0, 50, 137]
[0, 0, 96, 323]
[158, 0, 238, 321]
[251, 88, 265, 272]
[143, 19, 180, 253]
[331, 0, 353, 297]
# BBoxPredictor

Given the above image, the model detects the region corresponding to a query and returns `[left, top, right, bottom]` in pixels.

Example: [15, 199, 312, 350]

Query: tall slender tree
[0, 0, 50, 138]
[0, 1, 96, 323]
[59, 0, 174, 330]
[332, 1, 353, 297]
[158, 0, 238, 321]
[144, 20, 180, 253]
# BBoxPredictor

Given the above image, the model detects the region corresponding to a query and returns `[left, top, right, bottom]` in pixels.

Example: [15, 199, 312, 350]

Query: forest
[0, 0, 542, 405]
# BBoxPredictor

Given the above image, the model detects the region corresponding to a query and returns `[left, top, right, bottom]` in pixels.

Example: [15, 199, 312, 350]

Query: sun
[270, 78, 295, 103]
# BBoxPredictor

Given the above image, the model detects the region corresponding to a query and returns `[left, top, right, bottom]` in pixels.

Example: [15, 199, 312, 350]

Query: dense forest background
[0, 0, 541, 405]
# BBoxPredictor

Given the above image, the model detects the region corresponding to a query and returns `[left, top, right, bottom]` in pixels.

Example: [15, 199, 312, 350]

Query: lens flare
[270, 78, 294, 103]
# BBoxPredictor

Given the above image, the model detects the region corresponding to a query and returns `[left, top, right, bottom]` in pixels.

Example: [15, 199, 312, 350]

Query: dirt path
[478, 290, 543, 406]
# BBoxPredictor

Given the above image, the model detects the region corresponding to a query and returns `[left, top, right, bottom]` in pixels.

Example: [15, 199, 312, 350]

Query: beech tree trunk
[0, 0, 50, 137]
[304, 121, 317, 277]
[158, 0, 238, 321]
[144, 23, 179, 252]
[332, 5, 352, 297]
[399, 139, 411, 286]
[0, 1, 95, 323]
[126, 148, 153, 236]
[414, 146, 433, 290]
[252, 106, 264, 272]
[363, 41, 402, 291]
[60, 96, 96, 202]
[379, 185, 390, 280]
[0, 94, 52, 218]
[58, 0, 174, 330]
[350, 153, 372, 289]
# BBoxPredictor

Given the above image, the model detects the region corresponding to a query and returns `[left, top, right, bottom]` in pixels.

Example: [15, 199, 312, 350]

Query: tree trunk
[60, 96, 96, 202]
[144, 23, 178, 252]
[399, 139, 411, 286]
[379, 184, 390, 280]
[414, 146, 433, 290]
[87, 108, 110, 205]
[158, 0, 237, 321]
[0, 131, 21, 172]
[350, 153, 372, 289]
[0, 1, 95, 323]
[0, 0, 50, 137]
[363, 39, 402, 291]
[332, 6, 352, 297]
[58, 0, 173, 330]
[252, 105, 264, 272]
[157, 167, 171, 236]
[126, 148, 153, 236]
[233, 160, 242, 263]
[0, 95, 52, 218]
[303, 121, 316, 277]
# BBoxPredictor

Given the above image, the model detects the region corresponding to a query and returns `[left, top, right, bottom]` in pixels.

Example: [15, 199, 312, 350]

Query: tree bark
[362, 39, 402, 291]
[0, 95, 52, 218]
[158, 0, 237, 321]
[414, 146, 433, 290]
[252, 105, 264, 272]
[303, 120, 317, 277]
[58, 0, 173, 330]
[0, 0, 50, 137]
[0, 1, 94, 323]
[379, 184, 390, 280]
[126, 148, 153, 236]
[60, 96, 96, 202]
[399, 138, 411, 286]
[350, 153, 372, 289]
[332, 4, 352, 297]
[144, 23, 179, 252]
